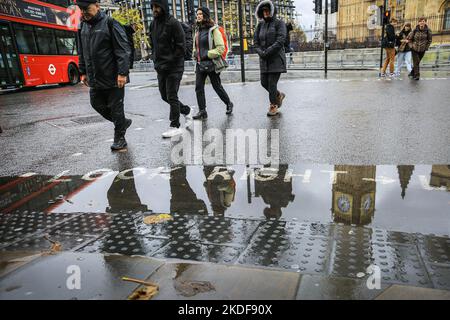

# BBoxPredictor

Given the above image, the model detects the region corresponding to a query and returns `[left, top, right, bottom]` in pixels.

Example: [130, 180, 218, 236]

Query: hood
[255, 0, 276, 21]
[150, 0, 169, 17]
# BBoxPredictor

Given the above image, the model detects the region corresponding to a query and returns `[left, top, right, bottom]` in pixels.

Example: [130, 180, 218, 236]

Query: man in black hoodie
[77, 0, 132, 151]
[150, 0, 193, 138]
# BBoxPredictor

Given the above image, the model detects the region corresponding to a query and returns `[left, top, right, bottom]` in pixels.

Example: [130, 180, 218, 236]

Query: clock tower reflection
[331, 165, 377, 226]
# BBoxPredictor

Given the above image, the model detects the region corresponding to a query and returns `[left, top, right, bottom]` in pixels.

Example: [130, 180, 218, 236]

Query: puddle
[0, 164, 449, 236]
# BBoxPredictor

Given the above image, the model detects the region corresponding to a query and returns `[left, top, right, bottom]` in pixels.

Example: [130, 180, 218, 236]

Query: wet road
[1, 72, 450, 175]
[1, 72, 450, 297]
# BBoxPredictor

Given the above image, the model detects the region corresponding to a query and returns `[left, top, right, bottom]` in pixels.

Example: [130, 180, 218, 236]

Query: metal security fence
[132, 45, 450, 71]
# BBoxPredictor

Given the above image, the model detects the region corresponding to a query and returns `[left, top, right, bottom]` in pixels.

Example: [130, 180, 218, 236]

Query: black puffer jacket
[78, 11, 131, 89]
[149, 0, 185, 73]
[254, 0, 287, 74]
[181, 22, 193, 61]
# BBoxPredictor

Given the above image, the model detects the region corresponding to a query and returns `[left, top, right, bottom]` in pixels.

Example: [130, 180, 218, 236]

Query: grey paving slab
[146, 262, 300, 300]
[0, 252, 163, 300]
[375, 285, 450, 300]
[296, 274, 389, 300]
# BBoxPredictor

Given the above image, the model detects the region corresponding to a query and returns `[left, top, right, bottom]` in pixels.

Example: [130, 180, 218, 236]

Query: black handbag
[198, 60, 215, 73]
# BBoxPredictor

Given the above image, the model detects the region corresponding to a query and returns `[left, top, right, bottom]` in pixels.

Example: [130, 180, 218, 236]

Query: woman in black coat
[254, 0, 287, 116]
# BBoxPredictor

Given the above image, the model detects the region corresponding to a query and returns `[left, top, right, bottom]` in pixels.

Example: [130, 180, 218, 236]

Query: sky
[294, 0, 316, 32]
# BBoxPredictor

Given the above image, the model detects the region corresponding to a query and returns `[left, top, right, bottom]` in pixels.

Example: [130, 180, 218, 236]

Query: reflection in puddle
[0, 165, 449, 235]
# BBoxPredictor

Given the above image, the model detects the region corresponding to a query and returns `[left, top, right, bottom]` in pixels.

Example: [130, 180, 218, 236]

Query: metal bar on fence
[324, 0, 329, 75]
[238, 0, 246, 83]
[379, 0, 387, 75]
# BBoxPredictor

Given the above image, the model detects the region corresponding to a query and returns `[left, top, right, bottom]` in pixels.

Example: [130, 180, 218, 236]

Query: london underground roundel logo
[48, 64, 56, 75]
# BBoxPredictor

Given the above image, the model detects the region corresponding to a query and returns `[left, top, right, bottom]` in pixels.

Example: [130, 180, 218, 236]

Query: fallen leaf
[143, 214, 173, 225]
[128, 285, 159, 300]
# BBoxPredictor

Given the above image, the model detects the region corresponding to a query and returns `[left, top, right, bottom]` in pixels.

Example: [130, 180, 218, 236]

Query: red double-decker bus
[0, 0, 81, 89]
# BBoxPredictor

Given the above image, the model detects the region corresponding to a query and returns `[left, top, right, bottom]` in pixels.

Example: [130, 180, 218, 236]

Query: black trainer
[111, 135, 127, 151]
[193, 110, 208, 120]
[226, 102, 233, 115]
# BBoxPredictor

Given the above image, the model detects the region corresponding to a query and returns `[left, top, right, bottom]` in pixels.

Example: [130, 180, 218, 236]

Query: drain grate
[70, 115, 106, 125]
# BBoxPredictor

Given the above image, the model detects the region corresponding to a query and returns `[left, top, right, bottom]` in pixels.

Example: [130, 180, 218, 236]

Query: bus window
[55, 30, 77, 55]
[35, 27, 58, 55]
[13, 24, 38, 54]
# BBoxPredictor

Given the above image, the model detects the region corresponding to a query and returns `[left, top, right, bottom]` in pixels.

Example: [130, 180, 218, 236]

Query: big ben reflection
[331, 166, 376, 226]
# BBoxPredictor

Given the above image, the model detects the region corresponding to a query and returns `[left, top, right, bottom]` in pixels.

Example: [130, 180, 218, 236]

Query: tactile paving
[77, 233, 168, 256]
[238, 220, 331, 274]
[152, 240, 244, 264]
[2, 233, 95, 252]
[0, 211, 79, 248]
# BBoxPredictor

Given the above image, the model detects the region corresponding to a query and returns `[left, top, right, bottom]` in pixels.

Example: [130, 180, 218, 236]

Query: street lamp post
[379, 0, 388, 75]
[324, 0, 329, 75]
[238, 0, 246, 83]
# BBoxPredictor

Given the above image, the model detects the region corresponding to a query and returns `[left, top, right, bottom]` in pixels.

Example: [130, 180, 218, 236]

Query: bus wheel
[68, 64, 80, 85]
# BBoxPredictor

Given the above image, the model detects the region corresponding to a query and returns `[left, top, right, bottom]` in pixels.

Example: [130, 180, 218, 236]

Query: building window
[444, 8, 450, 30]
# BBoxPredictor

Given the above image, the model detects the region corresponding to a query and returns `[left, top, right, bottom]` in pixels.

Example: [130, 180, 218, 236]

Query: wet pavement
[1, 74, 450, 299]
[0, 164, 449, 297]
[1, 73, 450, 175]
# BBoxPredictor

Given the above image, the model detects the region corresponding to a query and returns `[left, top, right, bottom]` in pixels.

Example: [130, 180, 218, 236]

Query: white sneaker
[162, 127, 184, 138]
[184, 106, 194, 128]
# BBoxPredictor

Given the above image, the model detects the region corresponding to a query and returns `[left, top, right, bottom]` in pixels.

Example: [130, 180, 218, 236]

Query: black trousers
[412, 50, 426, 78]
[89, 87, 126, 135]
[157, 71, 190, 128]
[260, 73, 281, 105]
[195, 64, 231, 111]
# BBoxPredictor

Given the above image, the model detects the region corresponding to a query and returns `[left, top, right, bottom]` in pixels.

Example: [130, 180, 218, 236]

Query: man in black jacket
[150, 0, 193, 138]
[77, 0, 132, 151]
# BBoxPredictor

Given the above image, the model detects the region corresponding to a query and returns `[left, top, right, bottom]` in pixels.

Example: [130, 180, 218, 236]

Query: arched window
[444, 1, 450, 30]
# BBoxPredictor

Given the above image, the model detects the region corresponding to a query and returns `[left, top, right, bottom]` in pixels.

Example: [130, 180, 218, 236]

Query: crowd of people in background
[75, 0, 434, 152]
[381, 17, 433, 80]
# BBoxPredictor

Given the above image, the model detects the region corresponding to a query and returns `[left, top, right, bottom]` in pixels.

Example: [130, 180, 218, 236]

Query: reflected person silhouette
[106, 170, 148, 213]
[170, 166, 207, 215]
[254, 165, 295, 219]
[203, 166, 236, 216]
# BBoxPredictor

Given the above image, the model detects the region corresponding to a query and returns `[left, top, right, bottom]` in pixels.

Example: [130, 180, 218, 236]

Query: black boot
[193, 110, 208, 120]
[226, 102, 233, 115]
[111, 133, 127, 151]
[125, 118, 132, 131]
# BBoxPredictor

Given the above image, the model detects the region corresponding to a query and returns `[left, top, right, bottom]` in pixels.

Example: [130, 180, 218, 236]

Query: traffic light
[331, 0, 338, 14]
[313, 0, 322, 15]
[383, 8, 391, 24]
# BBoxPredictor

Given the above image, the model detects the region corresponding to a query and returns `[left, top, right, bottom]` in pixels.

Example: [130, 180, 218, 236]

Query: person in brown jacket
[407, 17, 432, 80]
